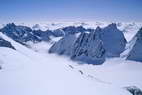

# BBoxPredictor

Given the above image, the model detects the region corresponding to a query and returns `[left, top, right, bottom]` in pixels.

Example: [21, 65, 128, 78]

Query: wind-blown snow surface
[72, 58, 142, 87]
[0, 33, 135, 95]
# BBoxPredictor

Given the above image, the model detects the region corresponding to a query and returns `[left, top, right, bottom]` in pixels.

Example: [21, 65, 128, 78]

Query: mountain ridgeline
[0, 23, 52, 45]
[1, 23, 142, 64]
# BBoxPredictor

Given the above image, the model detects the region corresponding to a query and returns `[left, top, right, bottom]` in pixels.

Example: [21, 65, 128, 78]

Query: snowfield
[0, 22, 142, 95]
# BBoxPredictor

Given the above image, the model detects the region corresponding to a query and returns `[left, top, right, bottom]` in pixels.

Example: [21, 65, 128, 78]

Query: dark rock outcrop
[125, 86, 142, 95]
[0, 37, 15, 50]
[97, 23, 127, 57]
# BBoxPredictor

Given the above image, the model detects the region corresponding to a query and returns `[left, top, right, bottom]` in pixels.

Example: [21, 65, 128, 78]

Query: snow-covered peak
[32, 24, 42, 30]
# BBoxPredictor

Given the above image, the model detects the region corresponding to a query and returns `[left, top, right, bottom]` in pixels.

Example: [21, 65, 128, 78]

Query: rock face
[0, 37, 15, 50]
[32, 30, 52, 41]
[125, 86, 142, 95]
[49, 34, 77, 56]
[49, 23, 126, 64]
[49, 28, 106, 64]
[127, 28, 142, 62]
[71, 31, 105, 64]
[0, 23, 41, 44]
[97, 23, 127, 57]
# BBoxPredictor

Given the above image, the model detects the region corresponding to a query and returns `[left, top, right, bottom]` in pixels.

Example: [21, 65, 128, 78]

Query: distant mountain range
[0, 22, 142, 64]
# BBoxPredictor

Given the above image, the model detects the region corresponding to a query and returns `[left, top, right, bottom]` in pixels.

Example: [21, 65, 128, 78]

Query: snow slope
[0, 33, 132, 95]
[72, 58, 142, 89]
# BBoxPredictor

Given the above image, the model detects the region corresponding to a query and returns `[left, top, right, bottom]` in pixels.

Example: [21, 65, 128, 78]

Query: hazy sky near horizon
[0, 0, 142, 23]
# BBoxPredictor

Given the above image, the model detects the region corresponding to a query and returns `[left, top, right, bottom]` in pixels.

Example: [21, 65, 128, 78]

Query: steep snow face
[120, 37, 137, 59]
[117, 22, 142, 41]
[0, 33, 131, 95]
[99, 23, 127, 57]
[127, 28, 142, 62]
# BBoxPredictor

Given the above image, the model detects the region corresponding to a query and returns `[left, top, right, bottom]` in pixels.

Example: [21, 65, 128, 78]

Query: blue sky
[0, 0, 142, 23]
